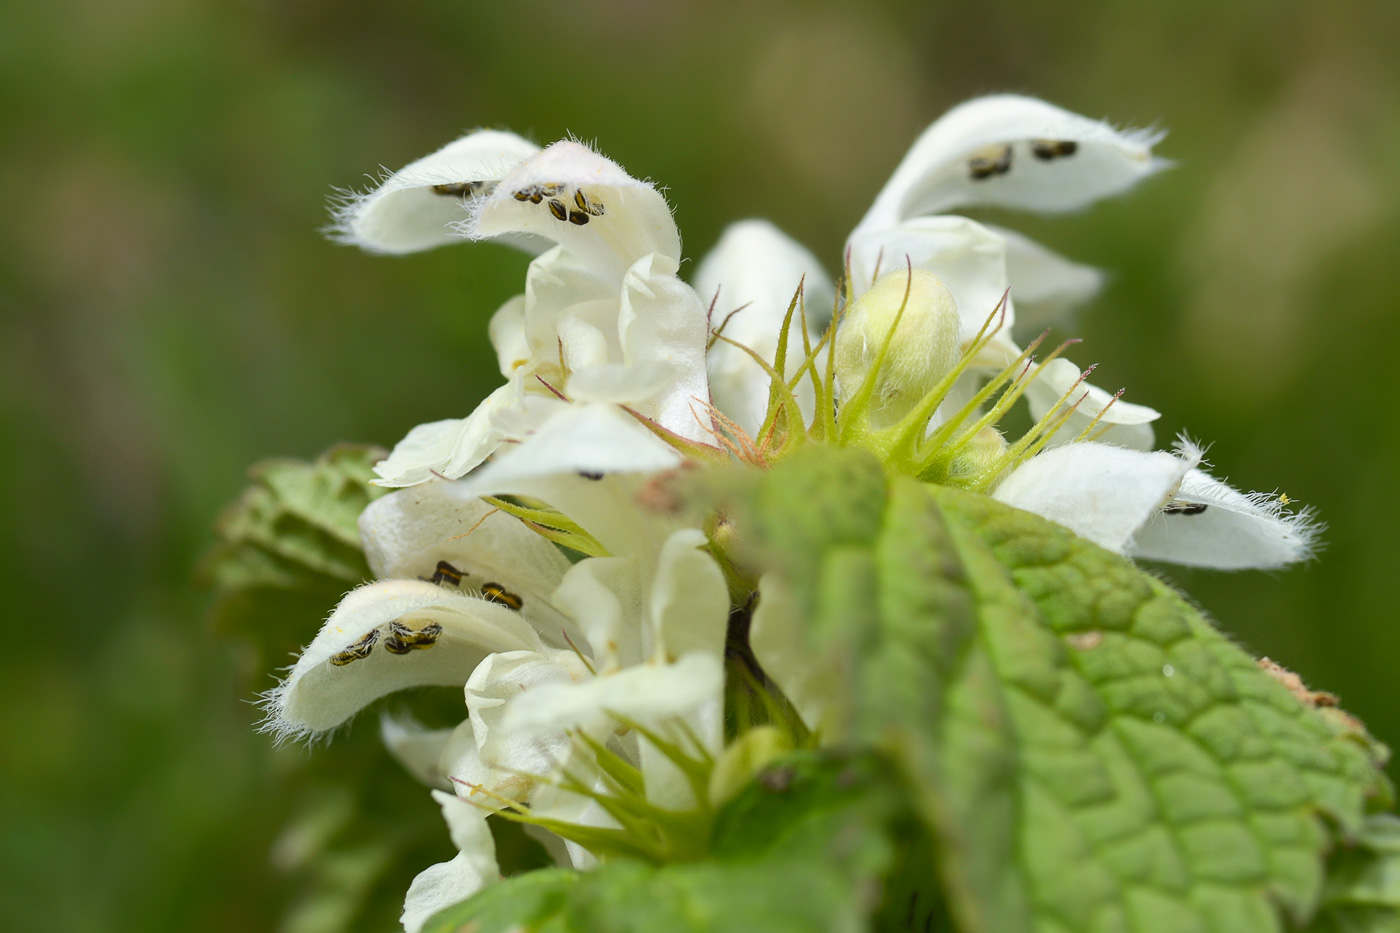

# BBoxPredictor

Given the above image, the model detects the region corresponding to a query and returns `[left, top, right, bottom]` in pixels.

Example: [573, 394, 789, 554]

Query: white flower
[991, 438, 1319, 569]
[264, 403, 729, 926]
[336, 134, 715, 488]
[695, 95, 1164, 449]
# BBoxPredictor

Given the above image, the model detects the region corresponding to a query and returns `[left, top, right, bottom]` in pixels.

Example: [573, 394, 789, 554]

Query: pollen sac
[383, 620, 444, 655]
[835, 269, 962, 427]
[431, 181, 492, 198]
[330, 629, 380, 667]
[480, 582, 523, 611]
[513, 183, 606, 225]
[1030, 139, 1079, 160]
[968, 144, 1013, 180]
[420, 560, 464, 587]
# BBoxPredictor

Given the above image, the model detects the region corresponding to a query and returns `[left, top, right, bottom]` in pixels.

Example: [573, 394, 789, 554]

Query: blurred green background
[3, 0, 1398, 929]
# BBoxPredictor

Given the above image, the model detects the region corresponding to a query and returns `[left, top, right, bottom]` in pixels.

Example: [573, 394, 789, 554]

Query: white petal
[265, 579, 543, 740]
[993, 441, 1198, 554]
[373, 381, 522, 488]
[693, 220, 832, 435]
[452, 402, 681, 493]
[400, 790, 498, 933]
[526, 773, 614, 870]
[380, 715, 455, 790]
[331, 129, 541, 255]
[472, 141, 681, 283]
[855, 95, 1166, 233]
[487, 294, 529, 379]
[847, 216, 1017, 343]
[1130, 469, 1320, 570]
[649, 528, 728, 664]
[503, 653, 724, 744]
[519, 246, 617, 377]
[1023, 357, 1159, 450]
[988, 225, 1105, 333]
[357, 480, 575, 642]
[615, 252, 712, 443]
[566, 361, 677, 406]
[449, 403, 688, 557]
[453, 649, 589, 804]
[554, 555, 643, 671]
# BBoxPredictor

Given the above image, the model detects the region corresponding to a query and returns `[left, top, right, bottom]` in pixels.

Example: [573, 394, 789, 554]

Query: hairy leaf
[729, 447, 1392, 933]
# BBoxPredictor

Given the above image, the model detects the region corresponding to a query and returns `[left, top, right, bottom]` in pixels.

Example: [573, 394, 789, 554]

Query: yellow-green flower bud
[835, 269, 961, 426]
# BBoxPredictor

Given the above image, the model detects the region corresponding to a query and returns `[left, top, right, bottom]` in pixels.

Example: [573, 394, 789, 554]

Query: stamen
[536, 375, 570, 402]
[707, 300, 753, 351]
[560, 629, 597, 676]
[446, 507, 501, 542]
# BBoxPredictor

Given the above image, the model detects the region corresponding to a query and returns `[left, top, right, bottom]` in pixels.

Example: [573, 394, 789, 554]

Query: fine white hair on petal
[470, 140, 682, 283]
[329, 129, 542, 255]
[400, 791, 499, 933]
[992, 440, 1199, 554]
[693, 219, 833, 435]
[261, 579, 544, 742]
[854, 94, 1167, 235]
[1129, 468, 1322, 570]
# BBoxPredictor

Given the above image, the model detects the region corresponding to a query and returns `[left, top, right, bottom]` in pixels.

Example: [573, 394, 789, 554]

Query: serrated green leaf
[199, 443, 388, 664]
[725, 448, 1393, 933]
[200, 443, 387, 591]
[424, 752, 949, 933]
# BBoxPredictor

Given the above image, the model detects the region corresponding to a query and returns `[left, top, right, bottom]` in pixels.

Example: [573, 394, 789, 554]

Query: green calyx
[695, 273, 1118, 494]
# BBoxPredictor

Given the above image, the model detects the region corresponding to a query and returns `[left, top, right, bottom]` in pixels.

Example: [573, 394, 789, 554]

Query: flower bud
[835, 269, 961, 426]
[946, 425, 1008, 484]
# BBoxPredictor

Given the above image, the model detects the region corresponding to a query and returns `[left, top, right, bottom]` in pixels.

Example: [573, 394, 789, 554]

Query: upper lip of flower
[335, 137, 716, 488]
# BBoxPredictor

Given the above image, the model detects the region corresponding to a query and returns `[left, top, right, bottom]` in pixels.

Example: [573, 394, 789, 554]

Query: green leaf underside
[723, 448, 1392, 933]
[200, 444, 387, 592]
[425, 751, 948, 933]
[200, 444, 388, 663]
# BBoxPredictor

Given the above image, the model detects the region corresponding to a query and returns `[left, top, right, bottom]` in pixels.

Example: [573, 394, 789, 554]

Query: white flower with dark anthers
[692, 95, 1165, 450]
[989, 437, 1320, 569]
[334, 134, 714, 488]
[329, 129, 542, 255]
[1130, 466, 1321, 570]
[847, 95, 1167, 447]
[265, 402, 729, 929]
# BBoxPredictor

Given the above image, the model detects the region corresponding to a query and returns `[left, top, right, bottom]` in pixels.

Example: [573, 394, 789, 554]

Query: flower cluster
[268, 96, 1320, 930]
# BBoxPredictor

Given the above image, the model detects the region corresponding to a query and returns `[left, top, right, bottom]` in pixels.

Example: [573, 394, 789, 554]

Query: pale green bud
[706, 725, 794, 809]
[835, 269, 961, 426]
[946, 425, 1009, 484]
